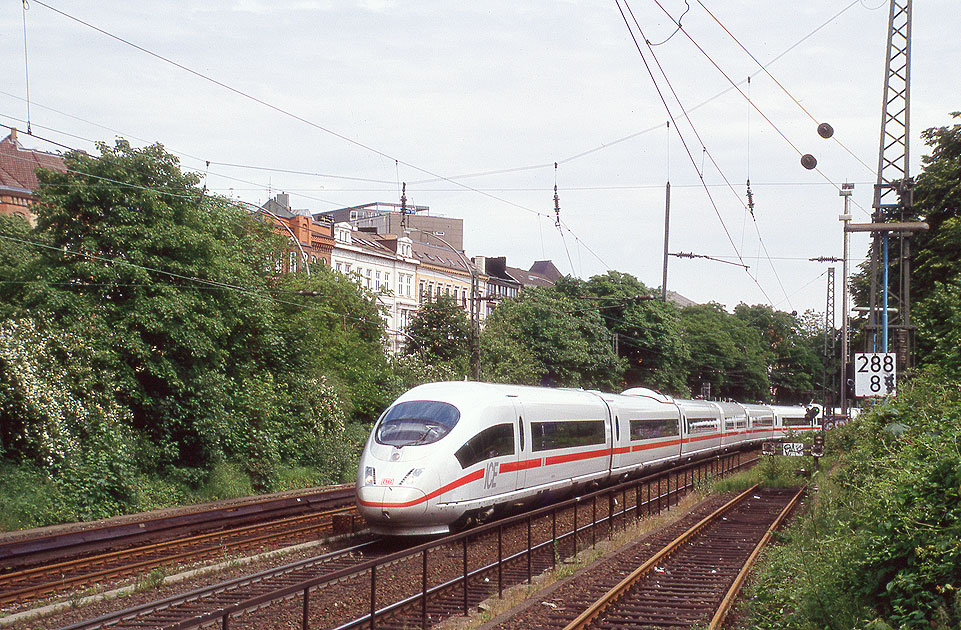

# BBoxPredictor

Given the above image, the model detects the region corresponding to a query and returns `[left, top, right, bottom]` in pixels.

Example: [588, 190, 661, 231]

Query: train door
[509, 399, 529, 491]
[610, 414, 624, 474]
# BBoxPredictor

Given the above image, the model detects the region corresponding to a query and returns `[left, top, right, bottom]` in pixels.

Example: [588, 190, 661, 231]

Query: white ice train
[356, 382, 819, 535]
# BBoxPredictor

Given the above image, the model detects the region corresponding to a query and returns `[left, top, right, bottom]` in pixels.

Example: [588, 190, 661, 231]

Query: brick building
[0, 129, 66, 225]
[259, 193, 335, 270]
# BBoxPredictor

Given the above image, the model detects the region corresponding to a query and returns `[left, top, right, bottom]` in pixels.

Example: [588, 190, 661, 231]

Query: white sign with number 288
[854, 352, 897, 397]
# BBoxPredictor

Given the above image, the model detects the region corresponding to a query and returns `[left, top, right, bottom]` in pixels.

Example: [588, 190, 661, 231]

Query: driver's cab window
[455, 423, 514, 468]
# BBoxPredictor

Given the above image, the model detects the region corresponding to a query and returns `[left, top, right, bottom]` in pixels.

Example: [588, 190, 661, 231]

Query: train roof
[620, 387, 674, 404]
[395, 381, 603, 408]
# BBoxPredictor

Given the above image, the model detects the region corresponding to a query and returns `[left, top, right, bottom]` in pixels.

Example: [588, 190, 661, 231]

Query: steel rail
[47, 449, 757, 630]
[0, 485, 355, 572]
[561, 484, 762, 630]
[0, 505, 357, 605]
[55, 539, 384, 630]
[708, 485, 806, 628]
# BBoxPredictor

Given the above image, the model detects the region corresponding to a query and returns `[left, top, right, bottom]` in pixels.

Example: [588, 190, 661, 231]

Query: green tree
[910, 113, 961, 373]
[744, 368, 961, 629]
[19, 140, 286, 470]
[914, 278, 961, 375]
[579, 271, 689, 394]
[734, 304, 822, 404]
[480, 285, 625, 390]
[912, 112, 961, 299]
[403, 295, 472, 379]
[0, 215, 39, 316]
[0, 316, 136, 520]
[678, 303, 771, 401]
[277, 269, 393, 423]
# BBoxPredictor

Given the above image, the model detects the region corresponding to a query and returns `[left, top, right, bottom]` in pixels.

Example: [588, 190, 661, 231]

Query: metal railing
[171, 450, 753, 630]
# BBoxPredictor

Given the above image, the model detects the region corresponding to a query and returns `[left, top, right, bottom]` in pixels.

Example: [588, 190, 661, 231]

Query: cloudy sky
[2, 1, 958, 316]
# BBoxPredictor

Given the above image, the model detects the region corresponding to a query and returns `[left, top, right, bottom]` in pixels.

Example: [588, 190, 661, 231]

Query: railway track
[560, 485, 804, 630]
[53, 537, 392, 630]
[1, 451, 757, 629]
[0, 486, 359, 607]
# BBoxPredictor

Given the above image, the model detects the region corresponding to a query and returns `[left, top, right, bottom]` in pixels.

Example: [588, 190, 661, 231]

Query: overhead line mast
[868, 0, 914, 365]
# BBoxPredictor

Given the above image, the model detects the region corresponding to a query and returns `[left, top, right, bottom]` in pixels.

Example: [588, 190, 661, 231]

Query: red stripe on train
[358, 468, 484, 508]
[499, 458, 542, 473]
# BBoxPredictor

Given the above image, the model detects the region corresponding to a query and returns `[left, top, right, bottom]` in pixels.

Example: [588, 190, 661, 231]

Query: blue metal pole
[882, 231, 889, 352]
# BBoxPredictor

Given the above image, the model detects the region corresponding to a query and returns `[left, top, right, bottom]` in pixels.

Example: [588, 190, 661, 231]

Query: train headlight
[399, 468, 423, 486]
[364, 466, 376, 486]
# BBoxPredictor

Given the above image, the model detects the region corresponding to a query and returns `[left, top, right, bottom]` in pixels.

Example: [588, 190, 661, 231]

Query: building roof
[665, 290, 697, 308]
[350, 231, 397, 257]
[410, 240, 475, 275]
[0, 129, 66, 194]
[529, 260, 562, 282]
[505, 263, 557, 288]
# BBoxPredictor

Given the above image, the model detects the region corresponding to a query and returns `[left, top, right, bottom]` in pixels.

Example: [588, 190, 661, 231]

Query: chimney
[276, 192, 290, 209]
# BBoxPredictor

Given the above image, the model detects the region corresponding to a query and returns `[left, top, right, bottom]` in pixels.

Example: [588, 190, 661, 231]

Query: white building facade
[331, 223, 419, 353]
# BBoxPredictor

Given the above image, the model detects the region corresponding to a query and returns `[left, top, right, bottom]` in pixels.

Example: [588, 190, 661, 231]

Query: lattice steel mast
[868, 0, 913, 365]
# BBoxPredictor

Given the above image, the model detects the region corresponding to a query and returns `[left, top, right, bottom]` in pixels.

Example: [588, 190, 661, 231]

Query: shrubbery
[742, 368, 961, 629]
[0, 142, 397, 530]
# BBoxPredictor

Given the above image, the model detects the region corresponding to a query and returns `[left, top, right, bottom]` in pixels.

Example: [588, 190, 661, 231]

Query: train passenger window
[782, 416, 809, 427]
[518, 417, 525, 451]
[376, 400, 460, 447]
[455, 423, 515, 469]
[531, 420, 605, 452]
[686, 418, 718, 435]
[753, 415, 773, 427]
[629, 418, 679, 441]
[724, 416, 747, 431]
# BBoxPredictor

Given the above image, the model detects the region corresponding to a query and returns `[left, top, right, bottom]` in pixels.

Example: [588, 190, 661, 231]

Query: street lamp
[839, 184, 853, 419]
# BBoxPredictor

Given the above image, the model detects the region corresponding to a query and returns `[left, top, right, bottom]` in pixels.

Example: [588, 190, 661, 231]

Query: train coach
[356, 381, 818, 535]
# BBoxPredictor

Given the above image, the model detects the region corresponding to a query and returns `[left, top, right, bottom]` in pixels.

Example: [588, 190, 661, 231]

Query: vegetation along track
[37, 451, 752, 630]
[550, 485, 804, 630]
[0, 485, 359, 607]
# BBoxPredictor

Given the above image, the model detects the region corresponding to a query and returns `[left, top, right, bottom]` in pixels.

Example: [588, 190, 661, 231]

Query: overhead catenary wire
[5, 0, 864, 310]
[696, 0, 876, 177]
[9, 4, 621, 275]
[628, 0, 844, 310]
[20, 1, 32, 134]
[24, 1, 561, 227]
[616, 0, 777, 307]
[0, 230, 390, 329]
[0, 117, 346, 209]
[7, 2, 877, 229]
[648, 0, 854, 197]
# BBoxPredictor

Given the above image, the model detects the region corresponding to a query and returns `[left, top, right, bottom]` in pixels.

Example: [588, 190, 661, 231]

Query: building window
[289, 251, 297, 273]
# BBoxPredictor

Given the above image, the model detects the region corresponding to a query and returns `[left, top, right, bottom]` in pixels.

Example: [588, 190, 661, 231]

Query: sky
[1, 1, 958, 317]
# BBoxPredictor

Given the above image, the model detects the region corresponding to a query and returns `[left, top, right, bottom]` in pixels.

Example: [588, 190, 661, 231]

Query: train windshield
[376, 400, 461, 448]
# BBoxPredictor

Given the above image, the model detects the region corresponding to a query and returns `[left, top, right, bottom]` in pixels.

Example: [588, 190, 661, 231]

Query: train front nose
[356, 484, 429, 526]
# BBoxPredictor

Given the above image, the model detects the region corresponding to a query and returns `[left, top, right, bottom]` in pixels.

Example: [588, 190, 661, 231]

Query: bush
[0, 462, 72, 530]
[740, 368, 961, 629]
[199, 461, 254, 501]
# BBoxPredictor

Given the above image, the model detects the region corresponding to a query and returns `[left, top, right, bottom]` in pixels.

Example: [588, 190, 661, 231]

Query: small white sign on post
[854, 352, 897, 397]
[782, 443, 805, 457]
